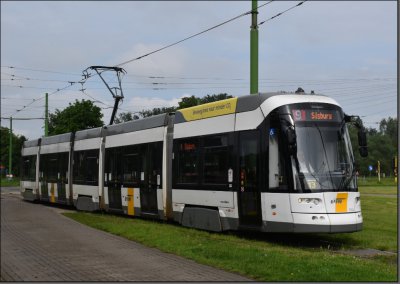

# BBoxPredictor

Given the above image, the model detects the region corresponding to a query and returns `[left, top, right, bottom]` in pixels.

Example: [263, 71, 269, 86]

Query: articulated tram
[21, 92, 367, 233]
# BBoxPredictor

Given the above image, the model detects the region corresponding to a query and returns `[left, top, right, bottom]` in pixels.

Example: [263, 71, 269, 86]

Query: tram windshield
[280, 104, 357, 192]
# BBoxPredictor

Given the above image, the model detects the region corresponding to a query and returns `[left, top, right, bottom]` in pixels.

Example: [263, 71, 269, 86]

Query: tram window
[269, 128, 280, 188]
[39, 154, 46, 179]
[268, 115, 288, 191]
[73, 150, 99, 185]
[47, 154, 59, 181]
[106, 147, 122, 183]
[176, 138, 199, 184]
[240, 132, 259, 190]
[203, 135, 228, 185]
[62, 153, 69, 182]
[22, 155, 36, 181]
[122, 147, 141, 185]
[73, 151, 85, 184]
[148, 142, 163, 186]
[86, 151, 99, 183]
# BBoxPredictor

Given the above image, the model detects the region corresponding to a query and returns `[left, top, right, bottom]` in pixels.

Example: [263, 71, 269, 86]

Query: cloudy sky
[1, 1, 397, 140]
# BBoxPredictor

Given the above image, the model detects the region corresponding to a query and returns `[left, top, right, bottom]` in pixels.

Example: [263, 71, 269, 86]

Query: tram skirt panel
[181, 207, 222, 232]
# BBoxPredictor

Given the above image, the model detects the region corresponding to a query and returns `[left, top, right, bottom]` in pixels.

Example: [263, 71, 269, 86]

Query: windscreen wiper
[314, 123, 335, 189]
[338, 164, 356, 191]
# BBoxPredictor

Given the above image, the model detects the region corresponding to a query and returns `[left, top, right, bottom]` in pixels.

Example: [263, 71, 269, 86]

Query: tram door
[108, 148, 122, 210]
[57, 153, 68, 203]
[140, 143, 161, 215]
[40, 180, 49, 200]
[39, 155, 49, 200]
[238, 131, 262, 226]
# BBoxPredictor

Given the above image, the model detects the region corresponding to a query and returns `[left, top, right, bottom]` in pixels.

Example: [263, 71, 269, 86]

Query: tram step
[108, 207, 124, 214]
[238, 224, 261, 231]
[141, 212, 160, 219]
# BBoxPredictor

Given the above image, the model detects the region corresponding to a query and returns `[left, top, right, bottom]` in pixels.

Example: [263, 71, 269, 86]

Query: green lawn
[357, 176, 397, 186]
[63, 188, 398, 282]
[311, 192, 397, 252]
[0, 177, 20, 187]
[359, 185, 398, 195]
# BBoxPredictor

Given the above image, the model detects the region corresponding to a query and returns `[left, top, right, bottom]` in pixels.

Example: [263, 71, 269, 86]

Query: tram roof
[104, 113, 169, 137]
[22, 93, 337, 146]
[41, 132, 72, 145]
[174, 92, 332, 123]
[23, 139, 40, 148]
[74, 127, 103, 141]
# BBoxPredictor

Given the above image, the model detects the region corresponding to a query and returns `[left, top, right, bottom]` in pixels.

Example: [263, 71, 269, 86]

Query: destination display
[291, 109, 341, 122]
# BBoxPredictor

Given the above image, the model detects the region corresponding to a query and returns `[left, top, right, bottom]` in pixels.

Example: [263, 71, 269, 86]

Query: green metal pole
[250, 0, 259, 95]
[9, 117, 12, 176]
[45, 92, 48, 136]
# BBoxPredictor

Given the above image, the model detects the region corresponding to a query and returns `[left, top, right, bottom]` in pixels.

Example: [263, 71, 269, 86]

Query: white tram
[20, 92, 367, 233]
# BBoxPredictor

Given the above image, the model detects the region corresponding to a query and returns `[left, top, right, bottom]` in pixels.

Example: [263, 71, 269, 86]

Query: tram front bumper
[291, 212, 363, 233]
[21, 189, 37, 201]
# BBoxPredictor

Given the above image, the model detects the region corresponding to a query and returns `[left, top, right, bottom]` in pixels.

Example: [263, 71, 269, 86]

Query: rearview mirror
[286, 126, 297, 155]
[358, 129, 368, 157]
[358, 129, 367, 147]
[359, 147, 368, 157]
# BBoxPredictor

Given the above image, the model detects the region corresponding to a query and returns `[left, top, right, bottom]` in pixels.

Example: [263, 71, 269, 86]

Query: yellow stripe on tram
[50, 183, 55, 203]
[335, 193, 348, 213]
[127, 188, 134, 216]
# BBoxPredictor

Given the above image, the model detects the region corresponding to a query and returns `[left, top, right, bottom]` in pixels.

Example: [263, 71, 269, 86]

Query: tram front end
[264, 100, 367, 233]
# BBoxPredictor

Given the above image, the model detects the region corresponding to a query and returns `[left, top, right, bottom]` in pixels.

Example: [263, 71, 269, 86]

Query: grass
[312, 192, 397, 252]
[357, 176, 397, 186]
[0, 177, 20, 187]
[359, 185, 398, 195]
[63, 188, 398, 282]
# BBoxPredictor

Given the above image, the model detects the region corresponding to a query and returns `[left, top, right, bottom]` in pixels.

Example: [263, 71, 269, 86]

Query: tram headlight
[298, 198, 322, 205]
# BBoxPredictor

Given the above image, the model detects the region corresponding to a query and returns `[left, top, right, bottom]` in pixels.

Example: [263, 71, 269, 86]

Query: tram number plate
[333, 193, 348, 213]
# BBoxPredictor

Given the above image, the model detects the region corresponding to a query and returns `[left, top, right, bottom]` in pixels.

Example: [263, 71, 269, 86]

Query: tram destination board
[291, 109, 341, 122]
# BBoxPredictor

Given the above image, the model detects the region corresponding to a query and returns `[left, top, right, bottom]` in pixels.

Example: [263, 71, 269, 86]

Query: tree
[0, 127, 26, 177]
[178, 95, 200, 109]
[379, 117, 397, 150]
[177, 93, 232, 109]
[114, 112, 140, 124]
[199, 93, 233, 104]
[140, 107, 177, 118]
[48, 99, 104, 135]
[348, 117, 398, 176]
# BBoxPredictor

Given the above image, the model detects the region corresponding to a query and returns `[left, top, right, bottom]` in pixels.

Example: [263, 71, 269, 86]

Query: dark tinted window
[173, 134, 231, 189]
[122, 145, 142, 185]
[176, 138, 199, 184]
[86, 154, 98, 183]
[22, 155, 36, 181]
[47, 154, 59, 181]
[73, 150, 99, 185]
[203, 136, 228, 184]
[39, 152, 69, 183]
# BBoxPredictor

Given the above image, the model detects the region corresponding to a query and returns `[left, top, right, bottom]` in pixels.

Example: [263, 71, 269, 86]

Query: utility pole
[377, 160, 381, 182]
[8, 117, 12, 177]
[45, 92, 49, 136]
[250, 0, 259, 95]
